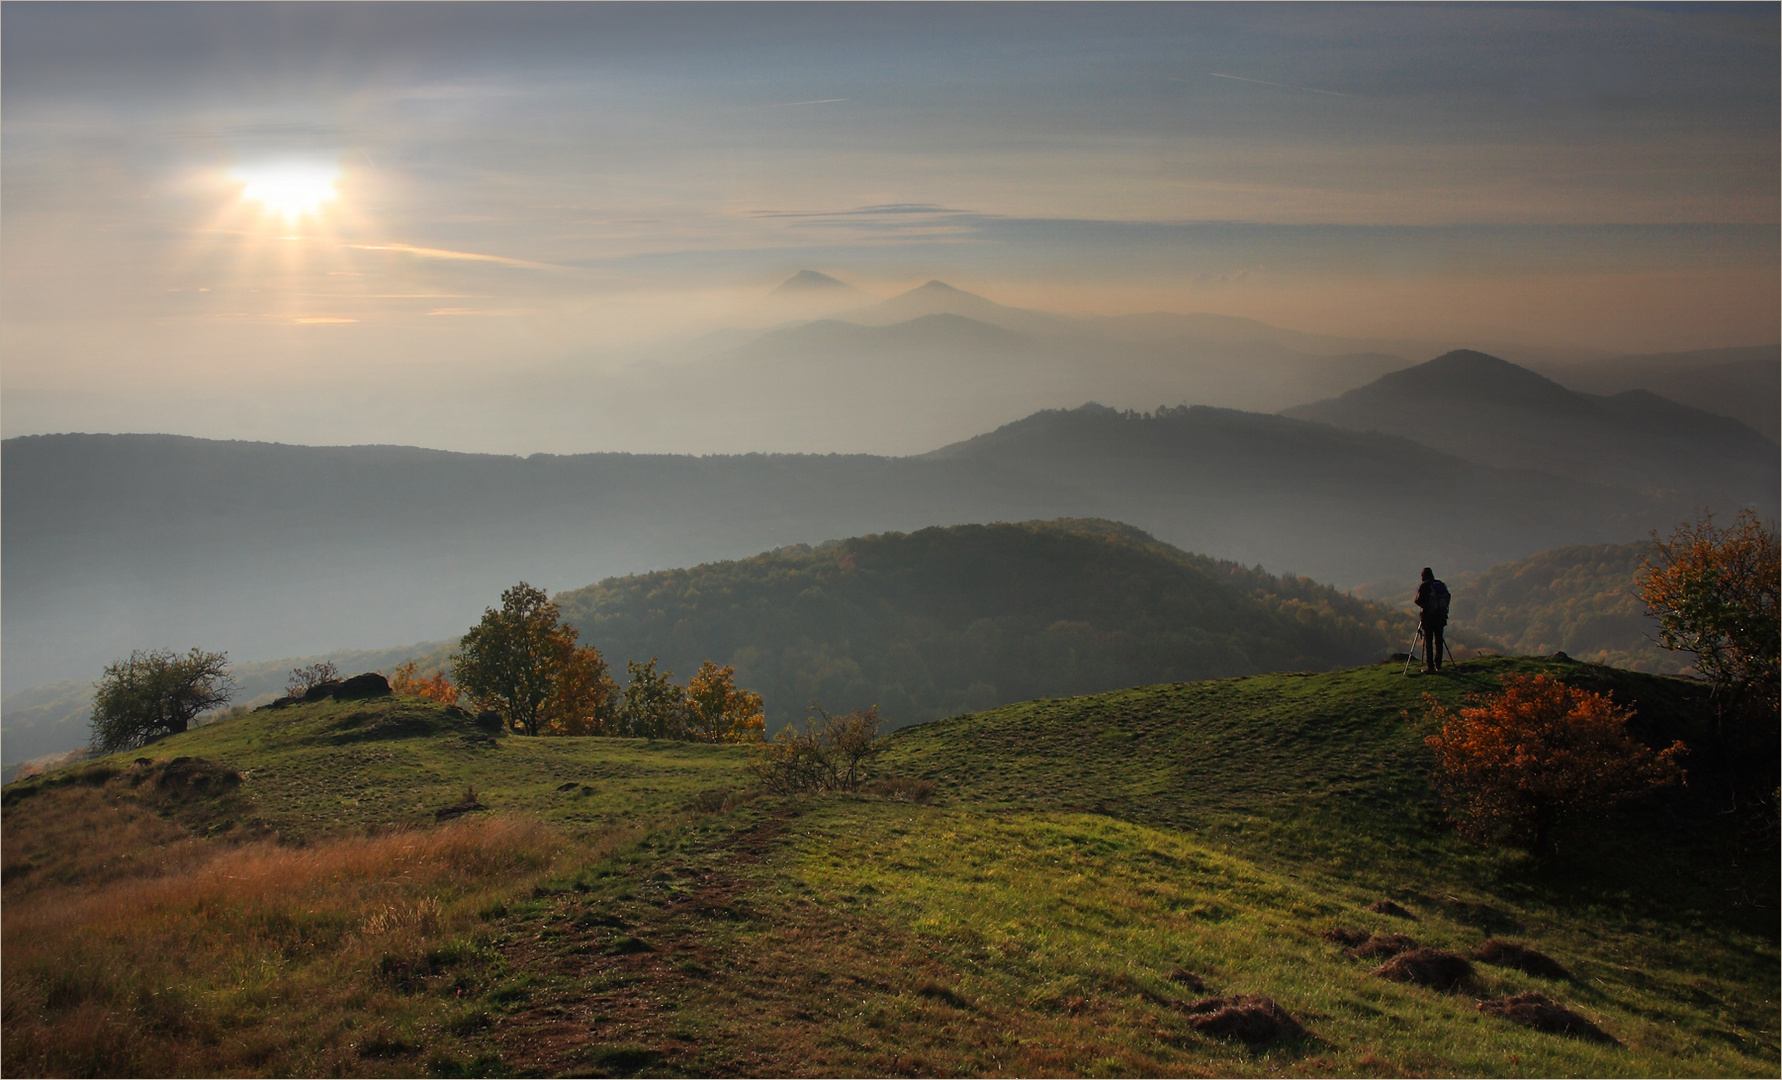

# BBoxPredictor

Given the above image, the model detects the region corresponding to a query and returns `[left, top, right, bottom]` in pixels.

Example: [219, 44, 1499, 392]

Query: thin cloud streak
[345, 243, 569, 271]
[1204, 73, 1353, 98]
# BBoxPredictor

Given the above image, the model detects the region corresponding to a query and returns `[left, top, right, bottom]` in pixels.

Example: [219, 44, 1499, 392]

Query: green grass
[53, 695, 757, 841]
[3, 658, 1776, 1077]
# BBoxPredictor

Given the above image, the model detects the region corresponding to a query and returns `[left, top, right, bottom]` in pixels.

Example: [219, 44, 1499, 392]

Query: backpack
[1428, 580, 1451, 623]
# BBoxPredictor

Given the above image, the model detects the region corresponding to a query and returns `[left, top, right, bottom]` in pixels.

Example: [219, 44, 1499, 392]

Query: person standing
[1414, 567, 1451, 673]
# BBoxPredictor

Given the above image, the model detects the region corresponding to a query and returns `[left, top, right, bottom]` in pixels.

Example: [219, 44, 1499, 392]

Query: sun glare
[233, 161, 341, 221]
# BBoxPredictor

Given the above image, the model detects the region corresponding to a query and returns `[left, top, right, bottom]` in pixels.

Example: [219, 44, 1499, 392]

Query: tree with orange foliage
[684, 660, 766, 743]
[540, 642, 621, 736]
[453, 582, 619, 736]
[1638, 509, 1779, 722]
[389, 660, 461, 705]
[1423, 672, 1685, 851]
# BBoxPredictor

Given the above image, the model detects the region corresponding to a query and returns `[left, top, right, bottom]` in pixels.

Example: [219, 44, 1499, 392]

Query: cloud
[1190, 266, 1264, 289]
[345, 243, 568, 270]
[1203, 72, 1354, 98]
[747, 203, 974, 220]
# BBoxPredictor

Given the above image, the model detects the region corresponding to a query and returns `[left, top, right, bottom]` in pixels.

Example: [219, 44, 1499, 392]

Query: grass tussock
[3, 815, 563, 1078]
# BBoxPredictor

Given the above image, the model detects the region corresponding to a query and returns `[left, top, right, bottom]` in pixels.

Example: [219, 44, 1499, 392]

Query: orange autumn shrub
[390, 660, 461, 705]
[1423, 673, 1685, 851]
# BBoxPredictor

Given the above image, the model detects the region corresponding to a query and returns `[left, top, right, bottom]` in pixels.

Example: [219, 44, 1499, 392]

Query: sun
[233, 160, 341, 221]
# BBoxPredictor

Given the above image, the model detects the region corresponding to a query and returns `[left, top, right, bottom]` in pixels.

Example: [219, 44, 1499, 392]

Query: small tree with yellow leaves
[684, 660, 766, 743]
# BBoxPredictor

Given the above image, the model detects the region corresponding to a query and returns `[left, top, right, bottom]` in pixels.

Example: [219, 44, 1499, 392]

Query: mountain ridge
[1283, 349, 1778, 508]
[0, 398, 1713, 692]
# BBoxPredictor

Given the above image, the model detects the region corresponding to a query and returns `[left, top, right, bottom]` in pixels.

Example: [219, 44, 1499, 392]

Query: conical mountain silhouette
[1285, 350, 1777, 506]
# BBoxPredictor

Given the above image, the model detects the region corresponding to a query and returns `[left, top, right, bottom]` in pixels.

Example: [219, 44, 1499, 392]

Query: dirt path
[487, 807, 798, 1076]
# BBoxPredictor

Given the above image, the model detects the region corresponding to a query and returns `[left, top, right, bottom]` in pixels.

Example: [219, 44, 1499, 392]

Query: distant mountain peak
[915, 280, 963, 293]
[1426, 348, 1518, 369]
[770, 270, 851, 296]
[1371, 349, 1575, 403]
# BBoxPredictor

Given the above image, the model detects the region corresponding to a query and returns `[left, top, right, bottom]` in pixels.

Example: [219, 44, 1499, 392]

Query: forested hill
[4, 409, 1663, 689]
[556, 519, 1402, 731]
[1449, 541, 1682, 673]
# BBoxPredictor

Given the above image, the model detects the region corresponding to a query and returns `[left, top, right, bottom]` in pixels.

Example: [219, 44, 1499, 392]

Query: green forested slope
[1450, 542, 1682, 673]
[558, 519, 1401, 729]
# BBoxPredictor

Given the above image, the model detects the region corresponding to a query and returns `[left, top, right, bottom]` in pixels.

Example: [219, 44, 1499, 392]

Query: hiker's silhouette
[1414, 567, 1450, 673]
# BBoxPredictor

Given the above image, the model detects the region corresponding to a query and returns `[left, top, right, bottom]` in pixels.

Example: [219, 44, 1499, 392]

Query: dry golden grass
[3, 812, 566, 1077]
[2, 781, 212, 894]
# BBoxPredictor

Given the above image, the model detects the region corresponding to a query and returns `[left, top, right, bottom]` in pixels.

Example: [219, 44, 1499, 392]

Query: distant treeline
[557, 519, 1402, 731]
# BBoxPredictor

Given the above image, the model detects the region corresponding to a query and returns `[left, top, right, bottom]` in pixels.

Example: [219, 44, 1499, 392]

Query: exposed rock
[333, 672, 392, 700]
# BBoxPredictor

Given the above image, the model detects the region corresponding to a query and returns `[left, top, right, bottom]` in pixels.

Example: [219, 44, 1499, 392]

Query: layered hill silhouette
[1534, 344, 1780, 442]
[3, 409, 1661, 694]
[538, 280, 1424, 456]
[768, 269, 856, 298]
[556, 519, 1403, 730]
[1284, 349, 1779, 510]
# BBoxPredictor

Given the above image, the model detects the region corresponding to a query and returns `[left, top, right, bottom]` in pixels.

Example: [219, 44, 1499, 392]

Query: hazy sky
[4, 2, 1777, 451]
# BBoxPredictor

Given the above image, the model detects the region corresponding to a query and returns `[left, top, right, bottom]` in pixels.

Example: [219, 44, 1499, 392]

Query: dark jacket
[1415, 579, 1449, 626]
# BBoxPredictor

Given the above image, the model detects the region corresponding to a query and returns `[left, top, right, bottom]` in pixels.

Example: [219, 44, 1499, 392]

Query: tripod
[1402, 623, 1457, 675]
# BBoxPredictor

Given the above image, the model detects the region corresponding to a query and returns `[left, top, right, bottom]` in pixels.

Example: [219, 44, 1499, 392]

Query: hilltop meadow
[3, 653, 1774, 1078]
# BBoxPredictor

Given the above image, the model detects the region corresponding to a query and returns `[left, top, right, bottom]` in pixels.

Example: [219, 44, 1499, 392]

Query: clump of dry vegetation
[1178, 995, 1308, 1044]
[750, 705, 884, 794]
[1478, 992, 1614, 1042]
[1370, 947, 1473, 992]
[860, 776, 936, 802]
[1472, 937, 1572, 980]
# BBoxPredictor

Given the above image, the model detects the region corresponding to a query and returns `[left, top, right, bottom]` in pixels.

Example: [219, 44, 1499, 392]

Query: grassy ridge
[2, 659, 1775, 1077]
